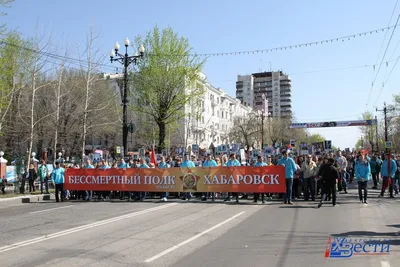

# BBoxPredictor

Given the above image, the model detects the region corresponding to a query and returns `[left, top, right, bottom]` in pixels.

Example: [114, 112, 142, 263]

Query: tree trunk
[158, 120, 166, 153]
[27, 65, 37, 173]
[54, 64, 64, 163]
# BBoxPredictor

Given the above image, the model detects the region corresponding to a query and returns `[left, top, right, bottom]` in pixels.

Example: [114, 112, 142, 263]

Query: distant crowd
[2, 149, 399, 208]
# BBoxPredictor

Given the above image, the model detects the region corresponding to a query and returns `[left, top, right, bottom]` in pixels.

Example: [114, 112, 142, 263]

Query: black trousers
[371, 173, 378, 187]
[303, 177, 315, 200]
[55, 183, 64, 202]
[253, 193, 265, 202]
[358, 181, 368, 201]
[29, 179, 35, 192]
[321, 181, 336, 205]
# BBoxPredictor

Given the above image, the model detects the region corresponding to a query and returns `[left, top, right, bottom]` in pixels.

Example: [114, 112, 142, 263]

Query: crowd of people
[9, 149, 400, 207]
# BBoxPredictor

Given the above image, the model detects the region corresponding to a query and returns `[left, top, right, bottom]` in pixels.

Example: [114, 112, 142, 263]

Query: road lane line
[29, 205, 74, 214]
[144, 211, 246, 263]
[0, 203, 177, 254]
[381, 261, 390, 267]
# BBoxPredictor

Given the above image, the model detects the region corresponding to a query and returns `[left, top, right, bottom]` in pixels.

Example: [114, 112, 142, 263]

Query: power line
[369, 14, 400, 99]
[0, 40, 116, 71]
[366, 0, 399, 110]
[373, 54, 400, 106]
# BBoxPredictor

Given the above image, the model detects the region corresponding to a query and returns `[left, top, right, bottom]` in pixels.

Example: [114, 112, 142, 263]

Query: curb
[0, 194, 55, 206]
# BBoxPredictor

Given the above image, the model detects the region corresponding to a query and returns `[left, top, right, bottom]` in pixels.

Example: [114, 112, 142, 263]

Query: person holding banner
[134, 158, 149, 201]
[180, 154, 195, 201]
[378, 153, 397, 199]
[84, 159, 94, 201]
[278, 150, 297, 205]
[201, 154, 217, 201]
[224, 154, 241, 203]
[253, 156, 266, 204]
[158, 156, 170, 202]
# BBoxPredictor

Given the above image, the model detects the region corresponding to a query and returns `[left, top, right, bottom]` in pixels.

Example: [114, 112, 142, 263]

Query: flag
[151, 146, 157, 167]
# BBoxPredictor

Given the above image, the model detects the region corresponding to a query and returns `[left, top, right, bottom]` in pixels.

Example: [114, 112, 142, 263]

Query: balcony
[280, 97, 291, 102]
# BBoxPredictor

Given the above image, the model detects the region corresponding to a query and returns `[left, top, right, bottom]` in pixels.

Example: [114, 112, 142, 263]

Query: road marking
[381, 261, 390, 267]
[144, 211, 246, 263]
[29, 205, 74, 214]
[0, 203, 177, 254]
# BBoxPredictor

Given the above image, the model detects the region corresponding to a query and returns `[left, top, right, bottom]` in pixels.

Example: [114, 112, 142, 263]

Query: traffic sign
[385, 141, 392, 149]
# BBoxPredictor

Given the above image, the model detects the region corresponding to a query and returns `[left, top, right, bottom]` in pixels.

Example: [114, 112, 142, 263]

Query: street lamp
[257, 94, 269, 151]
[110, 38, 145, 156]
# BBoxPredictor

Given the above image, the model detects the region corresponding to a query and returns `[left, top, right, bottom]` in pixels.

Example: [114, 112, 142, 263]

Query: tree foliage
[132, 26, 205, 152]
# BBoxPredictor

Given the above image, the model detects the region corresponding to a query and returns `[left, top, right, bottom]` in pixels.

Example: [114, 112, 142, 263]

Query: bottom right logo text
[325, 236, 391, 258]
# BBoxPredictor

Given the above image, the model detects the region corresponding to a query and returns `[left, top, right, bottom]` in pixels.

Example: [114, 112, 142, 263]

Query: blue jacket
[139, 163, 149, 168]
[158, 162, 170, 168]
[277, 157, 297, 179]
[180, 160, 195, 168]
[355, 160, 371, 181]
[84, 164, 94, 169]
[203, 160, 217, 167]
[51, 167, 65, 184]
[118, 163, 128, 169]
[226, 159, 241, 167]
[381, 159, 397, 177]
[100, 165, 110, 169]
[254, 161, 266, 167]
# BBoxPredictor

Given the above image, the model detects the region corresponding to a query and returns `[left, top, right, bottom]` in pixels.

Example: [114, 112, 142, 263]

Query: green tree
[0, 31, 23, 134]
[358, 111, 377, 152]
[306, 133, 325, 143]
[132, 26, 205, 152]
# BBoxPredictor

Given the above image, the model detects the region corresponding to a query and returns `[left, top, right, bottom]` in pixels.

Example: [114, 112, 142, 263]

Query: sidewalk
[0, 193, 54, 207]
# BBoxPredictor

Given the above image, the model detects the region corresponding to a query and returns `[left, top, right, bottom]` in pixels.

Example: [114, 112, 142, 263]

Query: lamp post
[257, 94, 269, 151]
[110, 38, 145, 156]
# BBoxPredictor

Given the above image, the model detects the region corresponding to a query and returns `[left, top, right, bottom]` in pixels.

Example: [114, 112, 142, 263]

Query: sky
[4, 0, 400, 149]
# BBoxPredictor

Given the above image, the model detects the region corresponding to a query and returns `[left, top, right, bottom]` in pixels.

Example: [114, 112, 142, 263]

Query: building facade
[236, 71, 292, 118]
[171, 73, 253, 151]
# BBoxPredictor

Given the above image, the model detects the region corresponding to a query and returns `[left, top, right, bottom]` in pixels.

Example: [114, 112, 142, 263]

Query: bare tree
[229, 113, 259, 152]
[78, 26, 120, 160]
[13, 29, 57, 172]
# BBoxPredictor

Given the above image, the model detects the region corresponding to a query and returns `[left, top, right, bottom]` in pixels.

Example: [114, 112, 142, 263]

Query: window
[212, 108, 215, 116]
[217, 110, 219, 117]
[222, 112, 224, 118]
[217, 97, 219, 104]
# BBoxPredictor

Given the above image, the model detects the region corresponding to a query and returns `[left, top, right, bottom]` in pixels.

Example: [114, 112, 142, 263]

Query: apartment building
[236, 71, 292, 118]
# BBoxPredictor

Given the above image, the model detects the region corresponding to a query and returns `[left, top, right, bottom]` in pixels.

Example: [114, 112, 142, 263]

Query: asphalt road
[0, 187, 398, 267]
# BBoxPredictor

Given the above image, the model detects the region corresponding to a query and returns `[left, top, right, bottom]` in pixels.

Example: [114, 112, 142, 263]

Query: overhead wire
[366, 0, 399, 110]
[367, 14, 400, 109]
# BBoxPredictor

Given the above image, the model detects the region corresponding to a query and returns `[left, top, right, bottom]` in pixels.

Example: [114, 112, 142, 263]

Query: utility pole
[376, 102, 395, 151]
[375, 115, 379, 152]
[376, 102, 395, 191]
